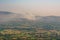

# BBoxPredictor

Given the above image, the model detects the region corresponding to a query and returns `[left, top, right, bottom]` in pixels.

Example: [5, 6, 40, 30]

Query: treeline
[0, 29, 60, 40]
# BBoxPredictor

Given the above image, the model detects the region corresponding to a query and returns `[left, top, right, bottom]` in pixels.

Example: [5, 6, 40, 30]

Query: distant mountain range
[35, 16, 60, 23]
[0, 11, 60, 22]
[0, 11, 60, 30]
[0, 11, 13, 15]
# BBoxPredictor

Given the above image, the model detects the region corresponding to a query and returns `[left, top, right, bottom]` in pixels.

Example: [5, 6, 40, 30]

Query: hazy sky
[0, 0, 60, 16]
